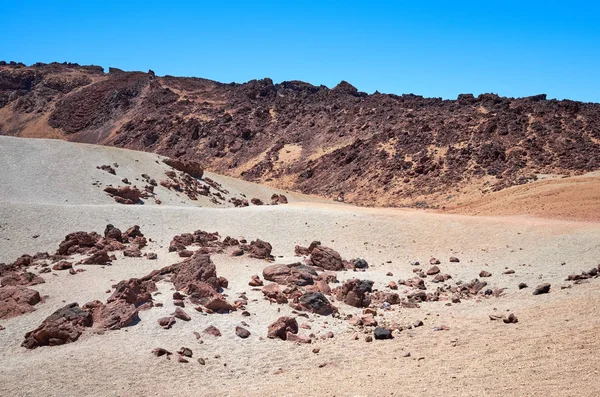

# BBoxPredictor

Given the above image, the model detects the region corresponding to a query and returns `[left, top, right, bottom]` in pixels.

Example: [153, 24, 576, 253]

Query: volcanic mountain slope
[1, 61, 600, 207]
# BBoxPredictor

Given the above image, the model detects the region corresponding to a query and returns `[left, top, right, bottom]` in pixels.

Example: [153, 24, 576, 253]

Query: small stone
[157, 317, 175, 329]
[172, 307, 191, 321]
[204, 325, 221, 337]
[235, 326, 251, 339]
[373, 327, 392, 340]
[365, 335, 373, 342]
[177, 347, 193, 357]
[533, 283, 551, 295]
[479, 271, 492, 278]
[152, 348, 172, 357]
[503, 313, 518, 324]
[518, 282, 528, 289]
[312, 348, 320, 354]
[198, 358, 206, 365]
[449, 257, 460, 263]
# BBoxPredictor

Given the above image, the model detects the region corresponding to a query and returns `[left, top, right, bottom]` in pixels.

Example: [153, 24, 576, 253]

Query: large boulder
[0, 286, 41, 319]
[22, 303, 93, 349]
[309, 246, 344, 271]
[104, 224, 123, 242]
[267, 316, 298, 340]
[171, 252, 219, 291]
[83, 300, 138, 331]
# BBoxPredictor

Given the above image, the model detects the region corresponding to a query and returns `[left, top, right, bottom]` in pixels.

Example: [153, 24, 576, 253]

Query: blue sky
[1, 1, 599, 102]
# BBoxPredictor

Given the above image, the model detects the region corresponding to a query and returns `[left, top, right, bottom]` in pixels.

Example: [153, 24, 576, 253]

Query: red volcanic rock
[172, 307, 191, 321]
[169, 233, 194, 252]
[286, 332, 311, 344]
[334, 279, 374, 307]
[158, 316, 175, 329]
[217, 276, 228, 289]
[79, 249, 112, 265]
[247, 239, 272, 259]
[22, 303, 93, 349]
[203, 325, 221, 337]
[267, 316, 298, 340]
[262, 263, 317, 286]
[449, 256, 460, 263]
[248, 275, 263, 286]
[104, 186, 143, 204]
[107, 278, 155, 306]
[52, 261, 72, 271]
[123, 246, 142, 257]
[163, 158, 204, 179]
[1, 271, 45, 287]
[250, 198, 264, 205]
[309, 246, 344, 271]
[170, 252, 219, 292]
[203, 297, 236, 313]
[123, 225, 144, 240]
[270, 194, 288, 205]
[0, 286, 41, 319]
[479, 270, 492, 278]
[57, 231, 101, 255]
[261, 283, 289, 304]
[426, 266, 441, 275]
[430, 257, 441, 265]
[235, 326, 251, 339]
[178, 250, 193, 258]
[294, 241, 321, 256]
[84, 299, 138, 331]
[104, 224, 123, 242]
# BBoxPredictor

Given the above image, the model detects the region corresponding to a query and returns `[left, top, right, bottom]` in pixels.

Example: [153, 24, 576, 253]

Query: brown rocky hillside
[1, 61, 599, 207]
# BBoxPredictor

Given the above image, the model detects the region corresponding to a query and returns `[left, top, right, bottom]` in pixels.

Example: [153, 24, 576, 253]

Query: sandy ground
[0, 137, 599, 396]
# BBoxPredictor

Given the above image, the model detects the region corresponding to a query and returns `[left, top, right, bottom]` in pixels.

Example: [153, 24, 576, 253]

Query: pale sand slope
[0, 137, 599, 396]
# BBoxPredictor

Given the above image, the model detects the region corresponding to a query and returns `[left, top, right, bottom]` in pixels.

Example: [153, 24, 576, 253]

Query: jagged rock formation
[1, 61, 599, 206]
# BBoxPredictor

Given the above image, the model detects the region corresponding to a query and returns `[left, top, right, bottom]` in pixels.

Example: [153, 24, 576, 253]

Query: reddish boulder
[261, 283, 289, 304]
[171, 252, 219, 291]
[163, 158, 204, 179]
[0, 286, 41, 319]
[158, 317, 175, 329]
[79, 249, 111, 265]
[52, 261, 72, 271]
[262, 263, 317, 286]
[57, 231, 101, 255]
[84, 300, 138, 331]
[294, 241, 321, 256]
[267, 316, 298, 340]
[104, 186, 143, 204]
[426, 266, 441, 275]
[104, 224, 123, 242]
[286, 332, 311, 343]
[248, 239, 272, 259]
[334, 279, 373, 307]
[22, 303, 93, 349]
[172, 307, 191, 321]
[248, 275, 263, 286]
[1, 271, 45, 287]
[309, 246, 344, 271]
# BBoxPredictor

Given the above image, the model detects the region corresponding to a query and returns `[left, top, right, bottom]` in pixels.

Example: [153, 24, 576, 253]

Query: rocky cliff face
[2, 61, 599, 206]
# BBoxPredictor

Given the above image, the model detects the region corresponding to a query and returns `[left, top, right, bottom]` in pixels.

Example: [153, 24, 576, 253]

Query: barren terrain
[0, 137, 598, 396]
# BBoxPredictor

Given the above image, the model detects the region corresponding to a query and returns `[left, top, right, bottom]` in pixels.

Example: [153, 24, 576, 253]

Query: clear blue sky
[1, 1, 599, 102]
